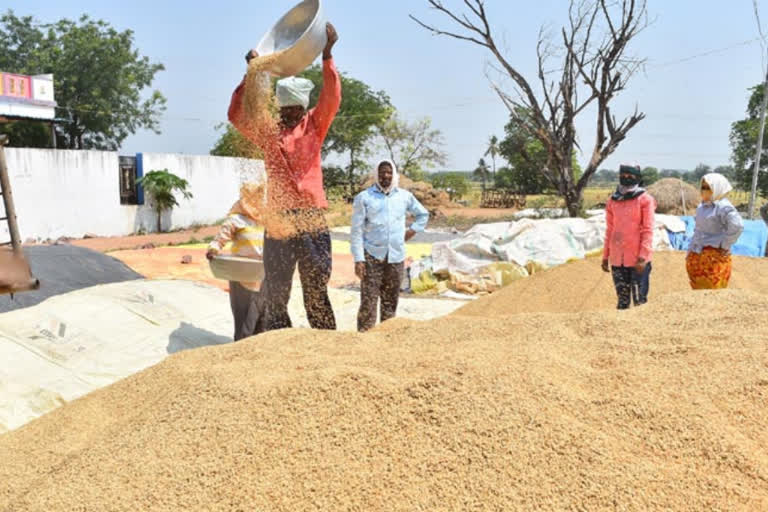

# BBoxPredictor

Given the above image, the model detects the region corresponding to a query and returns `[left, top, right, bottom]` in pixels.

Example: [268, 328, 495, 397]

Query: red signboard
[1, 73, 31, 99]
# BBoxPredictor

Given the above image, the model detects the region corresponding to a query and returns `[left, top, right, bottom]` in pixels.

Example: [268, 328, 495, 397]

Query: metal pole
[0, 135, 22, 251]
[748, 67, 768, 219]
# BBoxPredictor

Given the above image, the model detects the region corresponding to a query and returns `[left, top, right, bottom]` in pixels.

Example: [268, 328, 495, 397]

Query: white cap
[275, 77, 315, 109]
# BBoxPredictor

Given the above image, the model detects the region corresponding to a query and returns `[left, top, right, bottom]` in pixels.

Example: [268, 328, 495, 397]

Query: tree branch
[413, 0, 647, 214]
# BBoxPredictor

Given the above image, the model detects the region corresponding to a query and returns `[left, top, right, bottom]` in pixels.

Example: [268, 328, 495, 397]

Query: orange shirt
[603, 192, 656, 267]
[228, 58, 341, 210]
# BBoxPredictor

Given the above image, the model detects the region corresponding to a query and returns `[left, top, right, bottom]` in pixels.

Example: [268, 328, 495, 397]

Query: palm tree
[473, 158, 491, 191]
[137, 169, 193, 233]
[485, 135, 500, 180]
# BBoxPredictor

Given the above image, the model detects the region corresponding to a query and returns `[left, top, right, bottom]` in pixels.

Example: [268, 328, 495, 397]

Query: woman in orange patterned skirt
[686, 173, 744, 290]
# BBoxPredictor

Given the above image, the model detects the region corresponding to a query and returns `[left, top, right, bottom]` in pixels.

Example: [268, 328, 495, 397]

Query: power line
[652, 37, 762, 68]
[47, 36, 765, 127]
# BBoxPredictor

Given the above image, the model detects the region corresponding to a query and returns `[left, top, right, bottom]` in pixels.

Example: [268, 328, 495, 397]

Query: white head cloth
[275, 77, 315, 109]
[373, 159, 400, 193]
[702, 173, 733, 201]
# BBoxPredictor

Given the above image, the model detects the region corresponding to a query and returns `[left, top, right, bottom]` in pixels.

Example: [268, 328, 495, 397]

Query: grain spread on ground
[0, 252, 767, 510]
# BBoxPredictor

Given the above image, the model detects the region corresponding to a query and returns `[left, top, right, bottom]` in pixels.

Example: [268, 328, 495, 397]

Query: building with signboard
[0, 72, 59, 146]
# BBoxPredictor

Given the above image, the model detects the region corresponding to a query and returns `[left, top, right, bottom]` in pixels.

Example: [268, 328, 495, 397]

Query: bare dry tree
[411, 0, 648, 216]
[379, 114, 448, 178]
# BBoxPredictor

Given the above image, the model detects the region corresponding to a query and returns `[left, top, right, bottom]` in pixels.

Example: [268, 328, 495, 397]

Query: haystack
[361, 175, 453, 212]
[647, 178, 699, 215]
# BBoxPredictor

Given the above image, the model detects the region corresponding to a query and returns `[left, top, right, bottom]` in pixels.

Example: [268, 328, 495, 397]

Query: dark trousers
[611, 263, 652, 310]
[262, 229, 336, 331]
[229, 281, 265, 341]
[358, 253, 405, 332]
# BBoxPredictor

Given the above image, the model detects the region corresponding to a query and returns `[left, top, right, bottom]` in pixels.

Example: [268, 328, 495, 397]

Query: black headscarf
[612, 164, 646, 201]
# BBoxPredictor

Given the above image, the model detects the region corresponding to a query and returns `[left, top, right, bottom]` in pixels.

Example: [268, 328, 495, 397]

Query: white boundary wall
[0, 149, 265, 241]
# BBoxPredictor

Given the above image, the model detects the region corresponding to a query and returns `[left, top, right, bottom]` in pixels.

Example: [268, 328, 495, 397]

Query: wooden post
[0, 134, 22, 251]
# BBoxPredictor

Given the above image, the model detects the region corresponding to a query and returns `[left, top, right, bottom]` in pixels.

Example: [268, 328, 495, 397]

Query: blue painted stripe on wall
[136, 153, 145, 205]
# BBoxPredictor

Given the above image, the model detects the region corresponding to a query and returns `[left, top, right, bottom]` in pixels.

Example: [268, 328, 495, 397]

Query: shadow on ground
[167, 321, 232, 354]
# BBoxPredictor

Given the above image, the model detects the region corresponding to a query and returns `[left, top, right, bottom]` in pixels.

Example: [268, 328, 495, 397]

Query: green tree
[713, 165, 735, 181]
[136, 170, 192, 233]
[299, 65, 391, 197]
[497, 109, 552, 194]
[690, 164, 712, 184]
[378, 113, 447, 177]
[595, 169, 618, 184]
[485, 135, 500, 179]
[210, 123, 263, 159]
[642, 166, 660, 186]
[431, 172, 469, 201]
[473, 158, 491, 191]
[0, 11, 166, 150]
[661, 169, 683, 180]
[0, 120, 51, 148]
[322, 165, 347, 189]
[730, 85, 768, 197]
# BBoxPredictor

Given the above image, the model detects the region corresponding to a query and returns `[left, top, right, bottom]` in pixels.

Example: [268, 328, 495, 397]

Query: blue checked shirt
[351, 185, 429, 263]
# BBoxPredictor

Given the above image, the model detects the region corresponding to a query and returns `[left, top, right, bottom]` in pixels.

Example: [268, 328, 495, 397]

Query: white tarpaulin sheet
[0, 280, 233, 433]
[0, 279, 464, 433]
[432, 214, 680, 275]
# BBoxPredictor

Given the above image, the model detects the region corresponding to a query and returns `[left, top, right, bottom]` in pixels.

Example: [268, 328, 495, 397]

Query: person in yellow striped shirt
[207, 183, 266, 340]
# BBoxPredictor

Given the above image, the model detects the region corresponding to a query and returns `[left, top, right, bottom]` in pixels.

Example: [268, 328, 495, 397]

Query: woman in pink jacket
[601, 164, 657, 309]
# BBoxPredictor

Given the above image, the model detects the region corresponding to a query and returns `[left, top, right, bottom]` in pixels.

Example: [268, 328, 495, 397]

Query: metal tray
[209, 255, 265, 283]
[256, 0, 326, 77]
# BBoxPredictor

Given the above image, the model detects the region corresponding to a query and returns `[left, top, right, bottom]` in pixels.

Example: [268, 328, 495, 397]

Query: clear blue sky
[3, 0, 766, 172]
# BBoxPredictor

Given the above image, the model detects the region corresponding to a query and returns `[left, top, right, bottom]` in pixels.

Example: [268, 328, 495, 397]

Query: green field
[464, 185, 614, 210]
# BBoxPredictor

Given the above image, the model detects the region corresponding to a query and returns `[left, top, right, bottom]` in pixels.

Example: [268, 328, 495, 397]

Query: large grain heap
[1, 253, 767, 511]
[458, 251, 768, 315]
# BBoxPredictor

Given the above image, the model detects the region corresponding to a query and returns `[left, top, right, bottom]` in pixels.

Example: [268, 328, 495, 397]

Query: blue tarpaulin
[667, 216, 768, 257]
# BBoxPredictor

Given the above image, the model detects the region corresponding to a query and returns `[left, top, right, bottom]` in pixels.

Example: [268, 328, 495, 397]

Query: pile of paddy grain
[647, 178, 700, 215]
[1, 252, 767, 510]
[456, 251, 768, 316]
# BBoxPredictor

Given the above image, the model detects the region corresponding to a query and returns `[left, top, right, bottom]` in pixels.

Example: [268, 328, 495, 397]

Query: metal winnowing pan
[0, 134, 40, 296]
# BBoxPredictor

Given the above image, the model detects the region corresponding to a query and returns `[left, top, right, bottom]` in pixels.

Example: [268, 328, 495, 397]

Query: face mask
[620, 176, 640, 187]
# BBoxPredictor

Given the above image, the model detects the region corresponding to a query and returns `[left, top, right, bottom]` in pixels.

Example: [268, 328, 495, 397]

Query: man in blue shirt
[351, 160, 429, 332]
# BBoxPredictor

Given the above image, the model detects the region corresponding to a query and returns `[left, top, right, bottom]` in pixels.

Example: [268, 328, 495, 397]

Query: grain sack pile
[1, 251, 768, 510]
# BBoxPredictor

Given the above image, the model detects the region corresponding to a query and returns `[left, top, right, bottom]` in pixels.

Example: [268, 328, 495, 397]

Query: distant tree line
[591, 164, 736, 188]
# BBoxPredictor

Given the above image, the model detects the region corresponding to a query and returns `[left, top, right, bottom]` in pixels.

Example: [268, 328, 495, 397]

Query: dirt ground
[58, 203, 519, 255]
[437, 207, 518, 219]
[70, 226, 221, 253]
[109, 247, 359, 291]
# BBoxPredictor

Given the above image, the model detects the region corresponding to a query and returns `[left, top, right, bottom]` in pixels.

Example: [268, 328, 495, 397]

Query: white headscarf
[702, 173, 733, 202]
[373, 159, 400, 193]
[275, 77, 315, 109]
